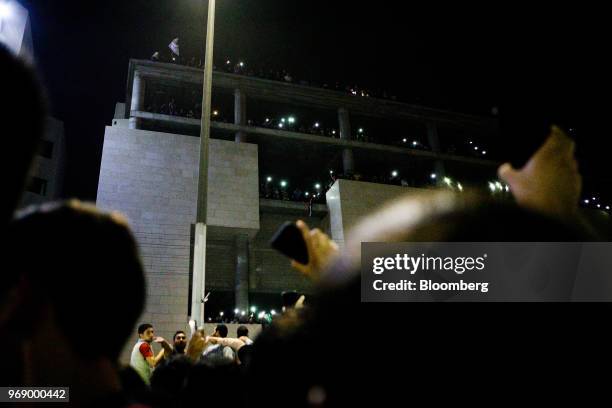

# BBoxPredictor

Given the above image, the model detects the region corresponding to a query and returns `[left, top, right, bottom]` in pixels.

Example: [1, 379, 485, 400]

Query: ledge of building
[260, 198, 327, 216]
[128, 59, 499, 131]
[130, 111, 499, 168]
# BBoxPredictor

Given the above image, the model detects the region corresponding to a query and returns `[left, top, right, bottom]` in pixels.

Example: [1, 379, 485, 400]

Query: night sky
[20, 1, 611, 201]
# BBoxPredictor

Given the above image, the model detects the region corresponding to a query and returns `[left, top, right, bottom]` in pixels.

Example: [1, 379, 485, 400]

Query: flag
[168, 38, 180, 56]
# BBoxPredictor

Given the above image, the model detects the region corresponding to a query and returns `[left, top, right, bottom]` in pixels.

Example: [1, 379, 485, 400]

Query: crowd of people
[146, 40, 497, 159]
[130, 323, 254, 385]
[150, 38, 398, 102]
[1, 42, 609, 407]
[144, 99, 495, 161]
[259, 171, 456, 210]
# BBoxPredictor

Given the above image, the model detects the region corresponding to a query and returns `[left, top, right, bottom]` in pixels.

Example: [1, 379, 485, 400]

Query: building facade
[97, 60, 500, 349]
[2, 1, 67, 208]
[0, 0, 34, 63]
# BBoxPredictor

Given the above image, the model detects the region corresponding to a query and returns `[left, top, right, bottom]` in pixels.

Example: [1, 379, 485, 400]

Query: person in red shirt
[130, 324, 171, 384]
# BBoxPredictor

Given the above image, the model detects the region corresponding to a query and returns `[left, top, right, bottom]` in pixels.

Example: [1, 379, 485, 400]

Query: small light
[412, 141, 418, 147]
[332, 130, 336, 135]
[280, 181, 287, 188]
[226, 60, 231, 65]
[250, 306, 257, 313]
[457, 183, 464, 192]
[505, 185, 510, 192]
[474, 146, 479, 151]
[278, 123, 284, 129]
[391, 171, 399, 178]
[592, 197, 597, 201]
[489, 182, 497, 192]
[288, 116, 296, 124]
[314, 122, 320, 128]
[315, 184, 321, 189]
[330, 170, 334, 174]
[358, 128, 364, 133]
[213, 110, 219, 116]
[443, 177, 452, 185]
[271, 310, 276, 316]
[234, 308, 239, 314]
[598, 204, 601, 208]
[402, 138, 407, 143]
[495, 182, 503, 190]
[265, 118, 270, 123]
[482, 151, 487, 155]
[469, 141, 473, 144]
[219, 311, 224, 317]
[430, 173, 437, 180]
[266, 177, 272, 182]
[1, 2, 13, 19]
[584, 200, 590, 204]
[305, 192, 310, 197]
[239, 62, 245, 67]
[606, 206, 610, 211]
[241, 311, 246, 316]
[281, 118, 286, 123]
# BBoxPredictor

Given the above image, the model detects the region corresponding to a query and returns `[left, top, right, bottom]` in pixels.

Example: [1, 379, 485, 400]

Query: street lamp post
[192, 0, 216, 326]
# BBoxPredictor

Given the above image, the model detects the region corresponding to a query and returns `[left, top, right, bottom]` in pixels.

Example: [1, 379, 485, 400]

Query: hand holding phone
[270, 221, 309, 265]
[271, 220, 339, 281]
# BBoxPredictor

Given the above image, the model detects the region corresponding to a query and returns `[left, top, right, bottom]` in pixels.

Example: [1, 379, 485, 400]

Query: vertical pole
[129, 73, 145, 130]
[234, 88, 247, 143]
[338, 108, 355, 175]
[426, 122, 446, 178]
[235, 235, 249, 311]
[192, 0, 216, 325]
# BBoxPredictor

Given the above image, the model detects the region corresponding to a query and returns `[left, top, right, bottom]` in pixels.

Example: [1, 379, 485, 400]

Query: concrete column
[338, 108, 355, 175]
[191, 223, 207, 325]
[235, 235, 249, 311]
[129, 73, 146, 130]
[234, 88, 247, 143]
[426, 122, 446, 178]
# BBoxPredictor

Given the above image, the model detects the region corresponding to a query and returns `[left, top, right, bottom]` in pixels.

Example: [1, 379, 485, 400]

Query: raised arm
[498, 125, 581, 219]
[206, 337, 246, 351]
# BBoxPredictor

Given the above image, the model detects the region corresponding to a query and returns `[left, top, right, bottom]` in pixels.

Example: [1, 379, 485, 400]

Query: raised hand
[290, 220, 339, 281]
[498, 125, 581, 219]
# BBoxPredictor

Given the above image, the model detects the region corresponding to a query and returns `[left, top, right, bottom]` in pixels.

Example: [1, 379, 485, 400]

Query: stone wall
[97, 126, 259, 362]
[326, 179, 423, 248]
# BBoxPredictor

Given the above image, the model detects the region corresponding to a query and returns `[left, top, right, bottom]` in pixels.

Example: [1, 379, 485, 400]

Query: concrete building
[20, 117, 67, 206]
[97, 60, 500, 348]
[0, 0, 34, 63]
[1, 1, 67, 208]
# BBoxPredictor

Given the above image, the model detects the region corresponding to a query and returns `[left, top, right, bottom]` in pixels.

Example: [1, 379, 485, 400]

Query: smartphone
[270, 222, 309, 265]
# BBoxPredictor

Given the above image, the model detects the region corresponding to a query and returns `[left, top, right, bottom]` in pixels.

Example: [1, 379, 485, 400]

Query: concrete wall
[97, 126, 259, 362]
[208, 140, 260, 232]
[327, 179, 423, 248]
[114, 102, 127, 119]
[202, 211, 324, 296]
[250, 212, 323, 295]
[97, 126, 198, 356]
